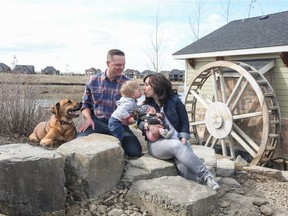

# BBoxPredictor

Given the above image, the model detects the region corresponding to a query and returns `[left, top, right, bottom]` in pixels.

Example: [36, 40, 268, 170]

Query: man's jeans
[77, 116, 142, 157]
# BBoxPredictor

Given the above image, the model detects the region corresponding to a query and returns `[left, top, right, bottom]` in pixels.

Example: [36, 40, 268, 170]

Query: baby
[108, 80, 142, 142]
[137, 104, 174, 142]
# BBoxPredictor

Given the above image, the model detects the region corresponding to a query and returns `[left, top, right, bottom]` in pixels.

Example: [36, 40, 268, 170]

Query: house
[173, 10, 288, 163]
[169, 69, 184, 82]
[124, 69, 141, 79]
[41, 66, 60, 75]
[159, 70, 170, 80]
[12, 65, 35, 74]
[140, 70, 156, 78]
[85, 67, 101, 76]
[0, 63, 11, 73]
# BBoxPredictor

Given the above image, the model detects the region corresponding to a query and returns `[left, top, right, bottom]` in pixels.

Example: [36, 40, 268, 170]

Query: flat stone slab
[0, 143, 65, 215]
[123, 154, 177, 182]
[126, 176, 218, 216]
[57, 133, 125, 200]
[241, 165, 286, 181]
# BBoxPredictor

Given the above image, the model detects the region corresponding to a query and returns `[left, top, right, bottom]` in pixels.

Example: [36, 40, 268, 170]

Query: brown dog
[29, 99, 82, 147]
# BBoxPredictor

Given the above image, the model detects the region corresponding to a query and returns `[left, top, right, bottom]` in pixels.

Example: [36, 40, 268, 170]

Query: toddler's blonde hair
[120, 80, 139, 97]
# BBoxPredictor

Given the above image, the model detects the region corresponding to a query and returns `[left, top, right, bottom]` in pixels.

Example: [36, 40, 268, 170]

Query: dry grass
[0, 73, 87, 101]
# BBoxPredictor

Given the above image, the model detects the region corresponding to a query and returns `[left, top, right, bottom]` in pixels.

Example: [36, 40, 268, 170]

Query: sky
[0, 0, 287, 73]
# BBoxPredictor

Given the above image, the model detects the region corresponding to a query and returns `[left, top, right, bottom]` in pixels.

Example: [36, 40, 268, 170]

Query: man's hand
[78, 118, 95, 132]
[78, 108, 94, 132]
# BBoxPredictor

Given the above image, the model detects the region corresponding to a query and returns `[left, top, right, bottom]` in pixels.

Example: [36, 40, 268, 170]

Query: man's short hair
[107, 49, 125, 60]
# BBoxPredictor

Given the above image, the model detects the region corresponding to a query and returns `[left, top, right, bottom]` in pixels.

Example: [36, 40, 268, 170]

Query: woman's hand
[180, 137, 187, 144]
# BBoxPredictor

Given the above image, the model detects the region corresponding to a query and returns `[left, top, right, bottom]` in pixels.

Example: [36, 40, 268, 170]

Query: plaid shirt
[81, 71, 129, 120]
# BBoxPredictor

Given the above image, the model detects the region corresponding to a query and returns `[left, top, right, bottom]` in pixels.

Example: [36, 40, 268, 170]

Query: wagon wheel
[184, 61, 281, 166]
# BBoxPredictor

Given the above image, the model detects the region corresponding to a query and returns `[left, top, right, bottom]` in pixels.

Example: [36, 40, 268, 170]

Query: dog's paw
[29, 134, 40, 143]
[40, 139, 53, 147]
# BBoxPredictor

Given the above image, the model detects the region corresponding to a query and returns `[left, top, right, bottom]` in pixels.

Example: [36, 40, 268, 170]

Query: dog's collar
[56, 118, 72, 126]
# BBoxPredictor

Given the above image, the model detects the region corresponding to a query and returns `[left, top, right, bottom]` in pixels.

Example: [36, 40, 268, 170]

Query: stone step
[126, 176, 218, 216]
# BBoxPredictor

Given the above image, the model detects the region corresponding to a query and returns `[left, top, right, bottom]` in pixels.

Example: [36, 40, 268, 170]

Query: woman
[137, 73, 220, 190]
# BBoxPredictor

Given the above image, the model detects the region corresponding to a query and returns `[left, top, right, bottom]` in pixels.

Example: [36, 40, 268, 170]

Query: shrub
[0, 74, 49, 136]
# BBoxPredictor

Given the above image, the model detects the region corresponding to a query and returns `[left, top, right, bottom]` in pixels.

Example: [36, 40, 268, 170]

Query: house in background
[12, 65, 35, 74]
[173, 10, 288, 158]
[0, 63, 11, 73]
[169, 69, 184, 82]
[140, 70, 156, 78]
[159, 70, 170, 80]
[85, 67, 101, 76]
[124, 69, 141, 79]
[41, 66, 60, 75]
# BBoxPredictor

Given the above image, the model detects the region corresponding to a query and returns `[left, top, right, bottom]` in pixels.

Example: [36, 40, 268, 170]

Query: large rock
[57, 133, 125, 200]
[0, 144, 65, 215]
[126, 176, 218, 216]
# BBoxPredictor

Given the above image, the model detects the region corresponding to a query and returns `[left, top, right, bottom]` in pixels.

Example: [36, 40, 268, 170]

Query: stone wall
[0, 133, 124, 216]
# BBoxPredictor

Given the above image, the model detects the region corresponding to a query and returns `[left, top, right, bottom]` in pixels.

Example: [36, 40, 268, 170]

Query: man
[77, 49, 142, 157]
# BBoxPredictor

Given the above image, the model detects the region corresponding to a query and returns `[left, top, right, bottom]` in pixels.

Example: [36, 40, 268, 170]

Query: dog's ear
[51, 102, 61, 115]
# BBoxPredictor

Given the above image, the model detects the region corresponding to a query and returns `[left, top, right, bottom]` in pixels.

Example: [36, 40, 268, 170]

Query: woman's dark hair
[143, 73, 178, 106]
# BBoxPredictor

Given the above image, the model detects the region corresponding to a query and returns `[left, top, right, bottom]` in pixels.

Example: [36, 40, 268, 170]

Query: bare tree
[188, 0, 203, 41]
[145, 8, 164, 72]
[221, 0, 231, 23]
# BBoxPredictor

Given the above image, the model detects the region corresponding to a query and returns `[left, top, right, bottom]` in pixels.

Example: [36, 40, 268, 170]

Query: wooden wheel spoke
[190, 120, 206, 126]
[210, 137, 218, 148]
[230, 79, 249, 112]
[219, 71, 228, 103]
[220, 138, 227, 156]
[226, 75, 244, 107]
[204, 134, 213, 147]
[232, 123, 260, 153]
[211, 69, 219, 101]
[227, 135, 236, 159]
[190, 90, 210, 109]
[233, 111, 263, 120]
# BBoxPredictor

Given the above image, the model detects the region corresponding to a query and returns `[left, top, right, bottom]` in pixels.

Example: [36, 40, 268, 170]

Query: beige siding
[273, 58, 288, 118]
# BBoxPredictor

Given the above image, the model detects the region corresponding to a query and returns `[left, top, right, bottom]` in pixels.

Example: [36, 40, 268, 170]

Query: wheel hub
[205, 102, 233, 139]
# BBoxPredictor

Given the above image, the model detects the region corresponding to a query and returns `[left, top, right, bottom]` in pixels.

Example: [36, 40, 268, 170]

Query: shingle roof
[173, 10, 288, 56]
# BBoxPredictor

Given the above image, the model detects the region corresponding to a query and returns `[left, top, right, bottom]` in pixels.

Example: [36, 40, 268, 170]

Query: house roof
[170, 69, 184, 75]
[0, 63, 10, 70]
[13, 65, 35, 73]
[173, 10, 288, 59]
[42, 66, 57, 71]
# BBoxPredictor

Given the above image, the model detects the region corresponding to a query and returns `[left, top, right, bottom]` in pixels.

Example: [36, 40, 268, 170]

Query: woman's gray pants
[147, 138, 212, 183]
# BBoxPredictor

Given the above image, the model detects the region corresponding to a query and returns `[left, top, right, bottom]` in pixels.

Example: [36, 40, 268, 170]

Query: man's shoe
[206, 177, 220, 191]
